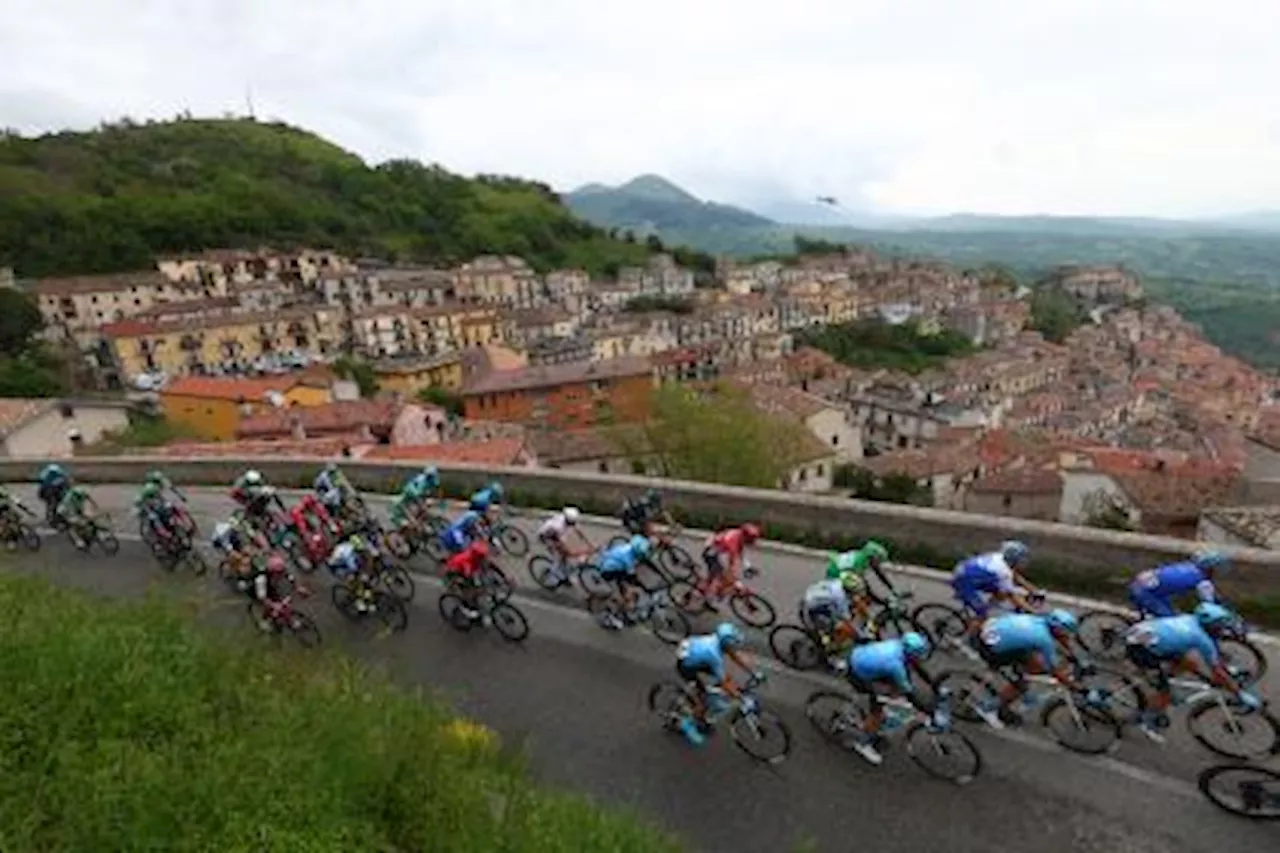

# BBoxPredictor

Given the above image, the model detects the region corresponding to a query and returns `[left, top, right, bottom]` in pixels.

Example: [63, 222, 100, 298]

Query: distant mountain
[1211, 211, 1280, 233]
[563, 174, 774, 234]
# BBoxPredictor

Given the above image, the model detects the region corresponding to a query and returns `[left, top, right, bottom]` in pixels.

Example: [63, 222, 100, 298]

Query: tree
[1028, 287, 1086, 343]
[0, 354, 64, 397]
[332, 356, 379, 398]
[417, 385, 463, 417]
[0, 290, 43, 358]
[616, 384, 816, 489]
[796, 317, 975, 373]
[835, 464, 933, 506]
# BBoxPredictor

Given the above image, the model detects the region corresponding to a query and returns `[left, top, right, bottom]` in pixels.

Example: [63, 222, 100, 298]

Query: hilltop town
[7, 241, 1280, 549]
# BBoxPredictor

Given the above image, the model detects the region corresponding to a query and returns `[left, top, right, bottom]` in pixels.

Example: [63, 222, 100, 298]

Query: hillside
[563, 175, 773, 235]
[0, 118, 659, 278]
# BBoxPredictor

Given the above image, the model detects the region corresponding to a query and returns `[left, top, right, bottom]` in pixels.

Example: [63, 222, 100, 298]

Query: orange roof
[237, 399, 400, 439]
[162, 375, 298, 401]
[360, 438, 528, 466]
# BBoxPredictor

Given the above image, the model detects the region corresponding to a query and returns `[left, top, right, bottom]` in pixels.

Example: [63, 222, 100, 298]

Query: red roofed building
[236, 399, 449, 445]
[160, 375, 333, 441]
[461, 356, 655, 429]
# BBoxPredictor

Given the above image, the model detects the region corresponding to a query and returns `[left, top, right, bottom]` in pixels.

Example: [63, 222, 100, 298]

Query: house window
[831, 434, 839, 447]
[816, 464, 825, 477]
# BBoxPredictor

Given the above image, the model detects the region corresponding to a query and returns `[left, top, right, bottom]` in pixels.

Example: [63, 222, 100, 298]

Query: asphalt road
[2, 483, 1276, 853]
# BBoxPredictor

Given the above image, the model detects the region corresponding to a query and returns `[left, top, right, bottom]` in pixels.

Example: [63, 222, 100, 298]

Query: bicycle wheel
[438, 593, 476, 632]
[910, 603, 967, 658]
[1187, 698, 1280, 760]
[728, 707, 791, 764]
[379, 564, 416, 602]
[330, 584, 361, 620]
[18, 523, 40, 552]
[932, 669, 1001, 724]
[245, 599, 277, 635]
[1220, 638, 1267, 689]
[372, 590, 408, 633]
[491, 602, 530, 643]
[96, 529, 120, 556]
[648, 605, 691, 645]
[769, 625, 823, 671]
[423, 537, 449, 565]
[481, 564, 514, 603]
[497, 525, 529, 558]
[1077, 610, 1134, 661]
[1080, 667, 1147, 726]
[869, 607, 924, 641]
[383, 530, 413, 560]
[904, 722, 982, 784]
[578, 564, 613, 597]
[647, 681, 694, 732]
[1041, 695, 1121, 755]
[731, 591, 777, 629]
[527, 555, 565, 591]
[669, 581, 707, 614]
[1198, 764, 1280, 820]
[659, 544, 697, 582]
[288, 611, 323, 648]
[805, 690, 866, 744]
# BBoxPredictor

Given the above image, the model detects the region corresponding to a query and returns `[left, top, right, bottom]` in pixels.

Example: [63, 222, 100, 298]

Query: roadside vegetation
[0, 574, 683, 852]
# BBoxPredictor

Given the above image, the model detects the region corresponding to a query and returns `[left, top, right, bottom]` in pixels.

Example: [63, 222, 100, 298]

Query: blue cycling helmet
[901, 631, 930, 660]
[488, 481, 504, 498]
[1045, 609, 1078, 634]
[1001, 540, 1030, 565]
[630, 535, 651, 557]
[1195, 602, 1233, 630]
[715, 622, 744, 648]
[1193, 550, 1228, 572]
[423, 465, 439, 479]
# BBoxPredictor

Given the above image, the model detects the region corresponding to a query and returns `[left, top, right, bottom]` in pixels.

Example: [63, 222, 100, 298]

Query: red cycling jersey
[710, 528, 747, 559]
[289, 495, 333, 533]
[445, 543, 488, 580]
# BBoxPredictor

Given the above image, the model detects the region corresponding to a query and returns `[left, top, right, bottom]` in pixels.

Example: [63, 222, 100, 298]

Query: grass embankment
[0, 575, 683, 852]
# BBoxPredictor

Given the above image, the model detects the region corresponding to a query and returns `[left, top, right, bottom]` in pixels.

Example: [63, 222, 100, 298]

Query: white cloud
[3, 0, 1280, 216]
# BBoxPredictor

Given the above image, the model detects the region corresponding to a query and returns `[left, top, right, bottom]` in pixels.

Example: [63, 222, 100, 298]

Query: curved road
[2, 484, 1276, 853]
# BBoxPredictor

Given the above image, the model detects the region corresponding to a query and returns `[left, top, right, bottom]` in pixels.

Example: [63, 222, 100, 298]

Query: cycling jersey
[803, 579, 851, 620]
[327, 542, 363, 579]
[57, 489, 91, 518]
[211, 522, 243, 554]
[538, 513, 571, 539]
[440, 511, 482, 553]
[619, 498, 657, 533]
[445, 543, 487, 580]
[404, 471, 439, 499]
[314, 470, 345, 509]
[469, 488, 499, 513]
[599, 542, 641, 577]
[1129, 563, 1215, 618]
[709, 528, 747, 559]
[677, 635, 727, 684]
[951, 552, 1017, 616]
[978, 613, 1060, 669]
[1125, 614, 1220, 667]
[826, 550, 870, 580]
[388, 495, 412, 527]
[848, 639, 912, 692]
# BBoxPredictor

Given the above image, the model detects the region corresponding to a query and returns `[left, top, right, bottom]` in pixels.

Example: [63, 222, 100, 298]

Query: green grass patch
[0, 574, 683, 852]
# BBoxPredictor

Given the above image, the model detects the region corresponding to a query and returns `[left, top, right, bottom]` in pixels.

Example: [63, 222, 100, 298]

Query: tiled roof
[861, 439, 982, 480]
[33, 271, 171, 296]
[1112, 471, 1240, 520]
[738, 382, 839, 420]
[463, 356, 652, 396]
[162, 376, 299, 401]
[0, 399, 56, 439]
[101, 305, 325, 338]
[970, 469, 1063, 495]
[236, 399, 401, 439]
[360, 437, 529, 466]
[529, 426, 649, 464]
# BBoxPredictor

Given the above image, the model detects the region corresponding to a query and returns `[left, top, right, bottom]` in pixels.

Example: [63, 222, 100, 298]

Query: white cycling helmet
[563, 506, 581, 524]
[243, 470, 263, 486]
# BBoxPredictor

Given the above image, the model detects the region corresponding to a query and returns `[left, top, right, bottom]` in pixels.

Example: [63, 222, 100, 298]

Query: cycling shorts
[952, 578, 994, 617]
[1128, 587, 1177, 618]
[676, 658, 718, 687]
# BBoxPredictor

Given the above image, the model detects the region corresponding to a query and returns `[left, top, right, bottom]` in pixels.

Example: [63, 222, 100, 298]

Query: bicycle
[1198, 763, 1280, 820]
[768, 616, 884, 675]
[647, 672, 791, 764]
[485, 512, 530, 559]
[248, 589, 322, 648]
[330, 574, 409, 633]
[586, 583, 691, 644]
[670, 563, 777, 629]
[65, 513, 120, 556]
[607, 525, 697, 583]
[0, 506, 40, 552]
[526, 548, 613, 596]
[1077, 606, 1267, 687]
[437, 589, 530, 643]
[444, 559, 514, 604]
[805, 687, 982, 784]
[911, 592, 1046, 663]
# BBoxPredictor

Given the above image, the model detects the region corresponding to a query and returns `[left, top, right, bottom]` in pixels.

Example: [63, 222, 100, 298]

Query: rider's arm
[869, 562, 897, 595]
[903, 660, 938, 714]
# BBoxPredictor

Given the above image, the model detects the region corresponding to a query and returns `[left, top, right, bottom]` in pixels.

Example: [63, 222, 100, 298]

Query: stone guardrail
[2, 456, 1278, 600]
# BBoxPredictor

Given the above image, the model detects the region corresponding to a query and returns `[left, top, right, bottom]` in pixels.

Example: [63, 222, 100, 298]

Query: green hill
[564, 174, 773, 235]
[0, 117, 659, 278]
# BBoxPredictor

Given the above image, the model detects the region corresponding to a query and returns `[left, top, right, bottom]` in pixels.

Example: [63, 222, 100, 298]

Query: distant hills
[563, 174, 774, 235]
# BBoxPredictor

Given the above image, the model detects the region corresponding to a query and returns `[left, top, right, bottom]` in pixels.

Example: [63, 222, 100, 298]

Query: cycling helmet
[1045, 609, 1078, 634]
[741, 523, 762, 543]
[266, 554, 288, 574]
[487, 481, 504, 498]
[1195, 602, 1233, 630]
[630, 535, 651, 558]
[243, 470, 264, 486]
[43, 463, 66, 477]
[68, 485, 87, 498]
[839, 572, 864, 595]
[1193, 550, 1228, 572]
[1001, 540, 1029, 565]
[423, 465, 439, 479]
[644, 488, 662, 507]
[563, 506, 581, 524]
[212, 521, 232, 540]
[715, 622, 744, 649]
[146, 469, 165, 483]
[901, 631, 930, 660]
[862, 540, 889, 563]
[471, 540, 491, 558]
[324, 462, 339, 475]
[826, 553, 842, 575]
[140, 482, 161, 499]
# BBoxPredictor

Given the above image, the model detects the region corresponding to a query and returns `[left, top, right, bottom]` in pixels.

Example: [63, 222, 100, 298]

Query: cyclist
[56, 484, 100, 533]
[0, 486, 35, 548]
[135, 480, 181, 544]
[597, 534, 653, 629]
[675, 622, 761, 745]
[289, 492, 336, 539]
[230, 470, 285, 531]
[36, 463, 72, 519]
[401, 465, 442, 513]
[144, 469, 187, 506]
[314, 462, 357, 522]
[1124, 602, 1263, 742]
[439, 509, 485, 555]
[950, 540, 1040, 633]
[212, 515, 265, 590]
[968, 609, 1091, 729]
[842, 632, 935, 765]
[444, 539, 494, 620]
[251, 553, 298, 612]
[327, 534, 378, 612]
[826, 540, 897, 598]
[1128, 550, 1230, 618]
[702, 522, 762, 609]
[537, 506, 593, 562]
[801, 574, 873, 670]
[468, 480, 504, 521]
[619, 488, 673, 537]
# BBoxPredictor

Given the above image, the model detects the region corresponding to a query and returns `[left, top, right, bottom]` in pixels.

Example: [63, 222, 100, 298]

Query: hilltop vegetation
[0, 117, 662, 278]
[796, 318, 975, 374]
[564, 175, 773, 235]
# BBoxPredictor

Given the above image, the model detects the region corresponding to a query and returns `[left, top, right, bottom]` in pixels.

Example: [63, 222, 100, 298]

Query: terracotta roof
[1112, 471, 1240, 520]
[236, 399, 401, 439]
[737, 382, 839, 420]
[0, 399, 56, 439]
[529, 426, 649, 464]
[361, 438, 529, 465]
[162, 376, 299, 401]
[33, 271, 171, 296]
[970, 469, 1063, 495]
[101, 305, 326, 339]
[861, 441, 982, 480]
[463, 356, 652, 396]
[372, 352, 462, 375]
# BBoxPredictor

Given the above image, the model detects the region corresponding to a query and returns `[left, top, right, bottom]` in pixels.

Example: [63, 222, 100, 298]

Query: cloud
[4, 0, 1280, 216]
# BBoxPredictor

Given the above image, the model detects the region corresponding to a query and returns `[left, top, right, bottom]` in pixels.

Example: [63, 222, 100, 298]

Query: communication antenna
[245, 84, 256, 120]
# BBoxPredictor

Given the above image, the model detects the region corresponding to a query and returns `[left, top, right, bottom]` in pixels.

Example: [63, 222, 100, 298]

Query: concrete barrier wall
[4, 456, 1278, 597]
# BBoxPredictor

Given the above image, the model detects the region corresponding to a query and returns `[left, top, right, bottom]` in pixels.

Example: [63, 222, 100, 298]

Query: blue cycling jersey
[849, 639, 912, 692]
[440, 511, 481, 552]
[407, 471, 438, 494]
[1126, 614, 1220, 667]
[953, 552, 1016, 593]
[599, 542, 640, 575]
[1132, 562, 1213, 600]
[38, 466, 68, 490]
[979, 614, 1060, 668]
[469, 488, 498, 512]
[328, 542, 361, 577]
[678, 635, 726, 682]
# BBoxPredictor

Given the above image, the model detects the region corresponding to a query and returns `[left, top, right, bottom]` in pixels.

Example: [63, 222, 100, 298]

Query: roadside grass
[0, 574, 684, 853]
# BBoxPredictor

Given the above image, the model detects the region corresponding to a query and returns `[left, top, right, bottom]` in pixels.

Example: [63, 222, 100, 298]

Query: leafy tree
[616, 383, 816, 489]
[1028, 287, 1086, 343]
[417, 385, 463, 417]
[332, 356, 379, 398]
[794, 235, 847, 255]
[0, 289, 43, 357]
[835, 464, 933, 506]
[0, 354, 64, 397]
[796, 318, 975, 373]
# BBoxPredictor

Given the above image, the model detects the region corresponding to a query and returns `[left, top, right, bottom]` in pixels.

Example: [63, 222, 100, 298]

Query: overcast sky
[4, 0, 1279, 217]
